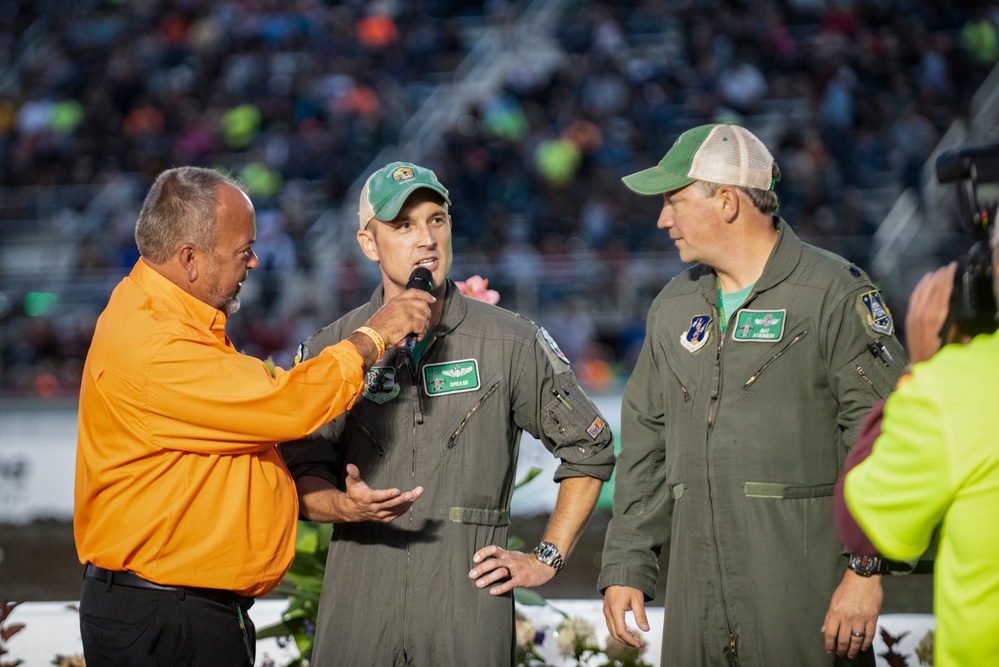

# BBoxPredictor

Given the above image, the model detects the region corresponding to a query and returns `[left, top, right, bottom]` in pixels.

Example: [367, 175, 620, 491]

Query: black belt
[84, 563, 253, 609]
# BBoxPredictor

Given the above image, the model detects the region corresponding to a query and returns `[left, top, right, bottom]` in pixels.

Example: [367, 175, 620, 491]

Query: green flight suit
[282, 281, 615, 666]
[598, 220, 906, 666]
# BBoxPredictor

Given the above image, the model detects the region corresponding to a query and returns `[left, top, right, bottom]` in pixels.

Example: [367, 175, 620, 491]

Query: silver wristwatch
[533, 541, 564, 574]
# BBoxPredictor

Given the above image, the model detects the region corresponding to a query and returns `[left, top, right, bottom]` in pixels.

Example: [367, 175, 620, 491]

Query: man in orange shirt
[74, 166, 433, 666]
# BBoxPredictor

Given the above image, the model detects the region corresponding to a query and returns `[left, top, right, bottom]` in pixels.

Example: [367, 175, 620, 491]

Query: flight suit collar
[697, 216, 803, 302]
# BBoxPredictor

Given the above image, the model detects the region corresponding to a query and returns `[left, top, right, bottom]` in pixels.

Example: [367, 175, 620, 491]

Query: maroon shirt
[834, 397, 886, 556]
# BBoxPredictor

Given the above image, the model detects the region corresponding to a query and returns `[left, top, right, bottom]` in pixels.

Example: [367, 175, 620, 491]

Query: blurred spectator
[0, 0, 997, 395]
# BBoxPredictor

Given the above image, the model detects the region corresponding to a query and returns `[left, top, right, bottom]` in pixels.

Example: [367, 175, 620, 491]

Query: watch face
[849, 554, 882, 576]
[537, 544, 557, 560]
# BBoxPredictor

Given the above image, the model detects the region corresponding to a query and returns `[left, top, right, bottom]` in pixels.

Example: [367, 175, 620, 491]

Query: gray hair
[696, 161, 782, 216]
[134, 167, 245, 264]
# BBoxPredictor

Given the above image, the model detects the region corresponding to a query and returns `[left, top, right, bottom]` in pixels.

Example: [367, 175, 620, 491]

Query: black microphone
[397, 267, 434, 362]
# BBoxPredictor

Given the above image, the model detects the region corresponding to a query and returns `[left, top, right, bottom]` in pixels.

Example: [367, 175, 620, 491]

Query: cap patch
[391, 166, 415, 183]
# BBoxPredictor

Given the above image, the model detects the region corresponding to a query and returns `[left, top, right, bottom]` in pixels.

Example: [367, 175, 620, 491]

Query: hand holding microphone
[353, 267, 435, 368]
[397, 267, 434, 363]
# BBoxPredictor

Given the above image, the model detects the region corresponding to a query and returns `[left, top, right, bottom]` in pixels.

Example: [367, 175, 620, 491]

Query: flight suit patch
[859, 290, 894, 335]
[539, 327, 571, 366]
[363, 366, 400, 404]
[586, 417, 605, 439]
[423, 359, 480, 396]
[732, 309, 786, 342]
[681, 315, 712, 353]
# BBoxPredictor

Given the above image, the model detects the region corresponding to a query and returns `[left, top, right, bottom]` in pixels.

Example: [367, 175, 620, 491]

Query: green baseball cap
[358, 161, 451, 229]
[622, 123, 778, 195]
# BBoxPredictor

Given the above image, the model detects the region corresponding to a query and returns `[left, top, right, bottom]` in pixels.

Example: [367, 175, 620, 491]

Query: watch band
[533, 541, 565, 574]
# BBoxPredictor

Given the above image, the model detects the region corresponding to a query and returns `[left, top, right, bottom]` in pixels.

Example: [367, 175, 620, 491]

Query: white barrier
[2, 600, 933, 667]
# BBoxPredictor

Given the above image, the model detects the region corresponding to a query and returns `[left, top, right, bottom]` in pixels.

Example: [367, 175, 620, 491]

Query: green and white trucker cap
[358, 161, 451, 229]
[622, 123, 778, 195]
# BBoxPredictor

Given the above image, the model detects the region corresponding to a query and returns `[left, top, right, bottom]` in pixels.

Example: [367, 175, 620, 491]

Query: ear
[718, 186, 740, 223]
[357, 229, 380, 263]
[177, 244, 200, 283]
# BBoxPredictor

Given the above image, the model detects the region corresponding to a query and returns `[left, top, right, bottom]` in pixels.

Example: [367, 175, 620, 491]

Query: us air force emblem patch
[860, 290, 894, 335]
[732, 310, 786, 342]
[540, 327, 571, 366]
[423, 359, 481, 396]
[363, 366, 400, 404]
[681, 315, 711, 353]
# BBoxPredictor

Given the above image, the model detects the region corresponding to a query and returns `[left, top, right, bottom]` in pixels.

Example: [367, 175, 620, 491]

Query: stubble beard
[204, 256, 242, 315]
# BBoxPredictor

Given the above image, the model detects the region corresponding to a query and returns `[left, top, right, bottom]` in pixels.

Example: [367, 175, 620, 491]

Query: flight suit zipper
[743, 330, 808, 389]
[446, 380, 501, 449]
[351, 419, 385, 456]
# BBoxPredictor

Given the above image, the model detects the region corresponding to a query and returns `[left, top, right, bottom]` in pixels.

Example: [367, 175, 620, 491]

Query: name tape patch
[423, 359, 481, 397]
[732, 309, 786, 342]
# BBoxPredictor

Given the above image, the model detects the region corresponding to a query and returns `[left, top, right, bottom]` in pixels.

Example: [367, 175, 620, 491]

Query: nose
[657, 203, 674, 230]
[417, 222, 438, 247]
[247, 249, 260, 270]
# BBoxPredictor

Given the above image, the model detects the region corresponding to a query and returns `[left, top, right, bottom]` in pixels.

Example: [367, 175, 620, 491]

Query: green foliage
[0, 600, 25, 667]
[256, 521, 331, 665]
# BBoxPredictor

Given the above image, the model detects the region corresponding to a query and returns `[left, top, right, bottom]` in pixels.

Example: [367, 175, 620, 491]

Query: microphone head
[406, 267, 434, 293]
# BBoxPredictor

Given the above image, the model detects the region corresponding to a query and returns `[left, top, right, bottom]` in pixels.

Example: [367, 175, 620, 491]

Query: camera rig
[934, 145, 999, 338]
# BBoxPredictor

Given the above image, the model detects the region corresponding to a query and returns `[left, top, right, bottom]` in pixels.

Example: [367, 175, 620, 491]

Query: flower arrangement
[454, 275, 500, 304]
[512, 610, 653, 667]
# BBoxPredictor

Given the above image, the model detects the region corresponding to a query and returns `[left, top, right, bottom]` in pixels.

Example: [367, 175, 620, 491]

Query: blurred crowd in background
[1, 0, 997, 398]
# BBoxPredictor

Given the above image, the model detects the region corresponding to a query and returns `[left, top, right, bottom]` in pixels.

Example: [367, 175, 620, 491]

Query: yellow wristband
[354, 326, 385, 359]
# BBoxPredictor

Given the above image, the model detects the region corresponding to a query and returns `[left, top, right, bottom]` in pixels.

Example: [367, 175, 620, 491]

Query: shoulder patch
[538, 327, 571, 368]
[858, 290, 894, 336]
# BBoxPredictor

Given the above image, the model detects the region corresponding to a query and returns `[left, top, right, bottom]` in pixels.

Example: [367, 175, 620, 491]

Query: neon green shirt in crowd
[845, 332, 999, 667]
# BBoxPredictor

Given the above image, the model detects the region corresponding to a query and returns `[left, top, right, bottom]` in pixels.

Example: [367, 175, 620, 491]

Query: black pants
[79, 575, 256, 667]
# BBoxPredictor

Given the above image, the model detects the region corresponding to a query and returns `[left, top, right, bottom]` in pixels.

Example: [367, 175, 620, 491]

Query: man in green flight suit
[599, 123, 907, 666]
[281, 161, 615, 665]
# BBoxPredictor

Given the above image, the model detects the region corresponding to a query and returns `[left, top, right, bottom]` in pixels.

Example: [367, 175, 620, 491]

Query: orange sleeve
[140, 335, 366, 454]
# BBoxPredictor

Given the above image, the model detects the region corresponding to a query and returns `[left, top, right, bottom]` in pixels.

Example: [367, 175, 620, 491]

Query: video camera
[934, 144, 999, 338]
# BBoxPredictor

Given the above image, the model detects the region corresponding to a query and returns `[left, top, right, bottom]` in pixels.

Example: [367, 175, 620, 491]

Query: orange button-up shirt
[75, 259, 365, 596]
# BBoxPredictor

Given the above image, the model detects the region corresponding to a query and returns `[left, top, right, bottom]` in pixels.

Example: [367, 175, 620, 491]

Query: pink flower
[454, 275, 500, 304]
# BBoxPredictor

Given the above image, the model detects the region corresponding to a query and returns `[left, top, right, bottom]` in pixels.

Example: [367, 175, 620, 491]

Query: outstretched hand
[340, 463, 423, 523]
